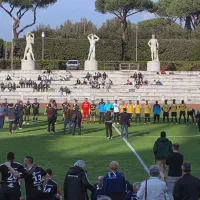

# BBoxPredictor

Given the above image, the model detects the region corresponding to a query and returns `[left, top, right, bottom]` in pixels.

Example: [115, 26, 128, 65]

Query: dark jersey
[32, 103, 40, 112]
[21, 166, 46, 198]
[0, 162, 24, 195]
[90, 104, 96, 115]
[188, 109, 195, 116]
[24, 103, 31, 112]
[62, 102, 70, 110]
[43, 179, 58, 200]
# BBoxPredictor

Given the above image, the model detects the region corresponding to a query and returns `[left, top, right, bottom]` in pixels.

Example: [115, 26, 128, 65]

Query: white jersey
[113, 103, 119, 113]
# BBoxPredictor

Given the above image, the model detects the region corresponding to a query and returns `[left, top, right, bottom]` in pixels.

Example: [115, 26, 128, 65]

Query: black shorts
[163, 112, 169, 117]
[145, 113, 150, 118]
[27, 189, 43, 200]
[1, 193, 20, 200]
[171, 112, 177, 117]
[180, 111, 186, 116]
[33, 110, 39, 116]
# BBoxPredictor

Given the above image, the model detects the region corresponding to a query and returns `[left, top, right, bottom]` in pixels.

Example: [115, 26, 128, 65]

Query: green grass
[0, 113, 200, 198]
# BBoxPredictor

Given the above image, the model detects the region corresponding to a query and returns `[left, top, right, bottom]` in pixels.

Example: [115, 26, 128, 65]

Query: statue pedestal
[147, 61, 160, 72]
[84, 60, 98, 71]
[21, 60, 35, 71]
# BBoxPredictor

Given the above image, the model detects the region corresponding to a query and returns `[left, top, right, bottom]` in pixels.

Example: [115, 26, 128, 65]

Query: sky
[0, 0, 156, 41]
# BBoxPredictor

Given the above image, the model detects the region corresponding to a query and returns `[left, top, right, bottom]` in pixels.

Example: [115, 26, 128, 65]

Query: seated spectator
[7, 82, 12, 92]
[173, 162, 200, 200]
[97, 72, 102, 78]
[125, 182, 140, 200]
[64, 87, 71, 95]
[126, 79, 132, 85]
[69, 71, 73, 78]
[161, 69, 166, 75]
[91, 176, 104, 200]
[138, 72, 143, 82]
[156, 79, 163, 85]
[103, 72, 107, 80]
[76, 78, 81, 85]
[60, 86, 64, 95]
[132, 72, 137, 80]
[12, 82, 16, 91]
[103, 161, 126, 200]
[101, 79, 105, 86]
[83, 78, 87, 85]
[19, 78, 24, 88]
[152, 80, 156, 85]
[109, 79, 113, 85]
[38, 75, 42, 81]
[85, 72, 91, 80]
[6, 74, 12, 81]
[137, 165, 168, 200]
[47, 68, 52, 74]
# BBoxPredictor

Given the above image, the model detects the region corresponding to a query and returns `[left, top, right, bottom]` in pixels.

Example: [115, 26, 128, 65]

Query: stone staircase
[0, 70, 200, 104]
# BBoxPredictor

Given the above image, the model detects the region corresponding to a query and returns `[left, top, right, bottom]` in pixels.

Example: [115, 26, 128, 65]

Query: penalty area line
[113, 124, 150, 174]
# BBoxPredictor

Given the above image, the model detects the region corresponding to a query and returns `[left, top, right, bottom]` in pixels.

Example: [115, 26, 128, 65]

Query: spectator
[153, 131, 172, 173]
[156, 79, 163, 85]
[126, 79, 131, 85]
[137, 165, 169, 200]
[104, 109, 113, 140]
[101, 79, 105, 86]
[91, 176, 104, 200]
[76, 78, 81, 85]
[6, 74, 12, 81]
[45, 103, 56, 134]
[103, 72, 107, 80]
[161, 69, 166, 75]
[105, 83, 110, 92]
[38, 75, 42, 81]
[83, 78, 87, 85]
[166, 144, 184, 200]
[119, 108, 130, 139]
[152, 80, 156, 85]
[131, 72, 137, 80]
[64, 160, 94, 200]
[153, 101, 161, 123]
[71, 106, 82, 135]
[103, 161, 126, 200]
[63, 105, 72, 134]
[173, 162, 200, 200]
[138, 72, 143, 83]
[86, 72, 91, 81]
[125, 182, 140, 200]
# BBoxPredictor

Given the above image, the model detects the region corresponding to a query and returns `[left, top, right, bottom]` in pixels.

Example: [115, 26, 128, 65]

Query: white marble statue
[87, 34, 99, 61]
[23, 32, 35, 61]
[148, 34, 159, 61]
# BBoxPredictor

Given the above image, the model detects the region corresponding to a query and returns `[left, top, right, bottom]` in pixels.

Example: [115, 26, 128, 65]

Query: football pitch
[0, 114, 200, 195]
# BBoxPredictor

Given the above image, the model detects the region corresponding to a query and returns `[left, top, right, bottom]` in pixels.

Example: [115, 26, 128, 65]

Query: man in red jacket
[81, 98, 90, 123]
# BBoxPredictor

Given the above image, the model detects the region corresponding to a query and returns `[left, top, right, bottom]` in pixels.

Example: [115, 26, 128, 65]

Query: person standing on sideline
[120, 101, 127, 114]
[144, 100, 151, 124]
[153, 131, 172, 173]
[173, 162, 200, 200]
[113, 100, 120, 124]
[32, 98, 40, 122]
[64, 160, 94, 200]
[153, 101, 161, 123]
[63, 104, 72, 134]
[170, 99, 178, 124]
[73, 99, 79, 110]
[7, 103, 17, 134]
[45, 103, 56, 134]
[137, 165, 168, 200]
[166, 144, 184, 200]
[187, 107, 195, 124]
[104, 100, 113, 112]
[16, 101, 24, 130]
[103, 161, 126, 200]
[98, 99, 105, 124]
[24, 99, 31, 124]
[127, 100, 134, 122]
[134, 101, 141, 123]
[81, 98, 90, 123]
[0, 103, 7, 129]
[104, 109, 113, 140]
[179, 100, 187, 124]
[162, 100, 170, 123]
[62, 99, 70, 121]
[119, 108, 130, 139]
[71, 106, 82, 135]
[90, 100, 97, 123]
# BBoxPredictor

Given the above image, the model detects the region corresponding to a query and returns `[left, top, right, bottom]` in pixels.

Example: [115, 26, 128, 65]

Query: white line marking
[113, 124, 150, 174]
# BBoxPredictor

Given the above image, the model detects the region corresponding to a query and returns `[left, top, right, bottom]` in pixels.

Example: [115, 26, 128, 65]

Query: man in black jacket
[71, 106, 82, 135]
[7, 103, 17, 134]
[119, 108, 130, 139]
[64, 160, 94, 200]
[104, 109, 112, 140]
[173, 162, 200, 200]
[166, 144, 184, 200]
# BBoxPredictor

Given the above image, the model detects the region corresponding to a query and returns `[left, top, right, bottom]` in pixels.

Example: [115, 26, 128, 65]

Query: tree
[95, 0, 154, 60]
[0, 0, 57, 65]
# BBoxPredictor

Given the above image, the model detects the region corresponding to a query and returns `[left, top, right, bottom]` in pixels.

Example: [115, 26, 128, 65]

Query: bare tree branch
[0, 4, 17, 21]
[126, 10, 140, 17]
[113, 12, 122, 19]
[17, 4, 38, 36]
[19, 8, 29, 19]
[10, 5, 14, 13]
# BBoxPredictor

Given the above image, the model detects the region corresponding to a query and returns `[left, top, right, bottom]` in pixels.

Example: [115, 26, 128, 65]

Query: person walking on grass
[7, 103, 17, 134]
[119, 108, 130, 139]
[153, 131, 172, 174]
[63, 105, 72, 134]
[166, 144, 184, 200]
[71, 106, 82, 135]
[45, 103, 56, 134]
[104, 109, 113, 140]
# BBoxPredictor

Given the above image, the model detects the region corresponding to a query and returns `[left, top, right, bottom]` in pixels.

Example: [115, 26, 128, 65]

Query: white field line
[113, 124, 150, 174]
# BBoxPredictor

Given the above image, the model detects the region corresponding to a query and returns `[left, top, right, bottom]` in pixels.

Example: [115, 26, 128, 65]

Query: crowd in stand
[1, 131, 200, 200]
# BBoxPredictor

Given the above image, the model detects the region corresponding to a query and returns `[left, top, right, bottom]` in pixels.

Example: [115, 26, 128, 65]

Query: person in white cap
[64, 160, 94, 200]
[137, 165, 169, 200]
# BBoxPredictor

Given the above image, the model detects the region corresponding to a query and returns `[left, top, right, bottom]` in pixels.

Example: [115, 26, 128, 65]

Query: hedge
[1, 59, 200, 71]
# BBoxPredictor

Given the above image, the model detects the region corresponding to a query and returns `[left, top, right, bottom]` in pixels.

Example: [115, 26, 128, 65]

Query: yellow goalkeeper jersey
[120, 105, 127, 113]
[163, 104, 170, 112]
[144, 104, 150, 114]
[180, 104, 186, 111]
[135, 104, 141, 114]
[171, 104, 177, 112]
[127, 104, 134, 114]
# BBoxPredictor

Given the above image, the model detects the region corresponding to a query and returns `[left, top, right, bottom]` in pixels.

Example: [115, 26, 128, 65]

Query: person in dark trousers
[196, 111, 200, 131]
[166, 144, 184, 200]
[32, 98, 40, 122]
[104, 109, 113, 140]
[0, 152, 25, 200]
[63, 105, 72, 134]
[64, 160, 94, 200]
[42, 169, 58, 200]
[170, 99, 178, 124]
[91, 176, 104, 200]
[179, 100, 186, 124]
[7, 103, 17, 134]
[187, 107, 195, 124]
[119, 108, 130, 139]
[71, 106, 82, 135]
[98, 99, 105, 124]
[45, 103, 56, 134]
[153, 131, 172, 173]
[0, 103, 7, 129]
[162, 100, 170, 123]
[173, 162, 200, 200]
[103, 161, 126, 200]
[153, 101, 161, 123]
[16, 101, 24, 129]
[24, 99, 31, 125]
